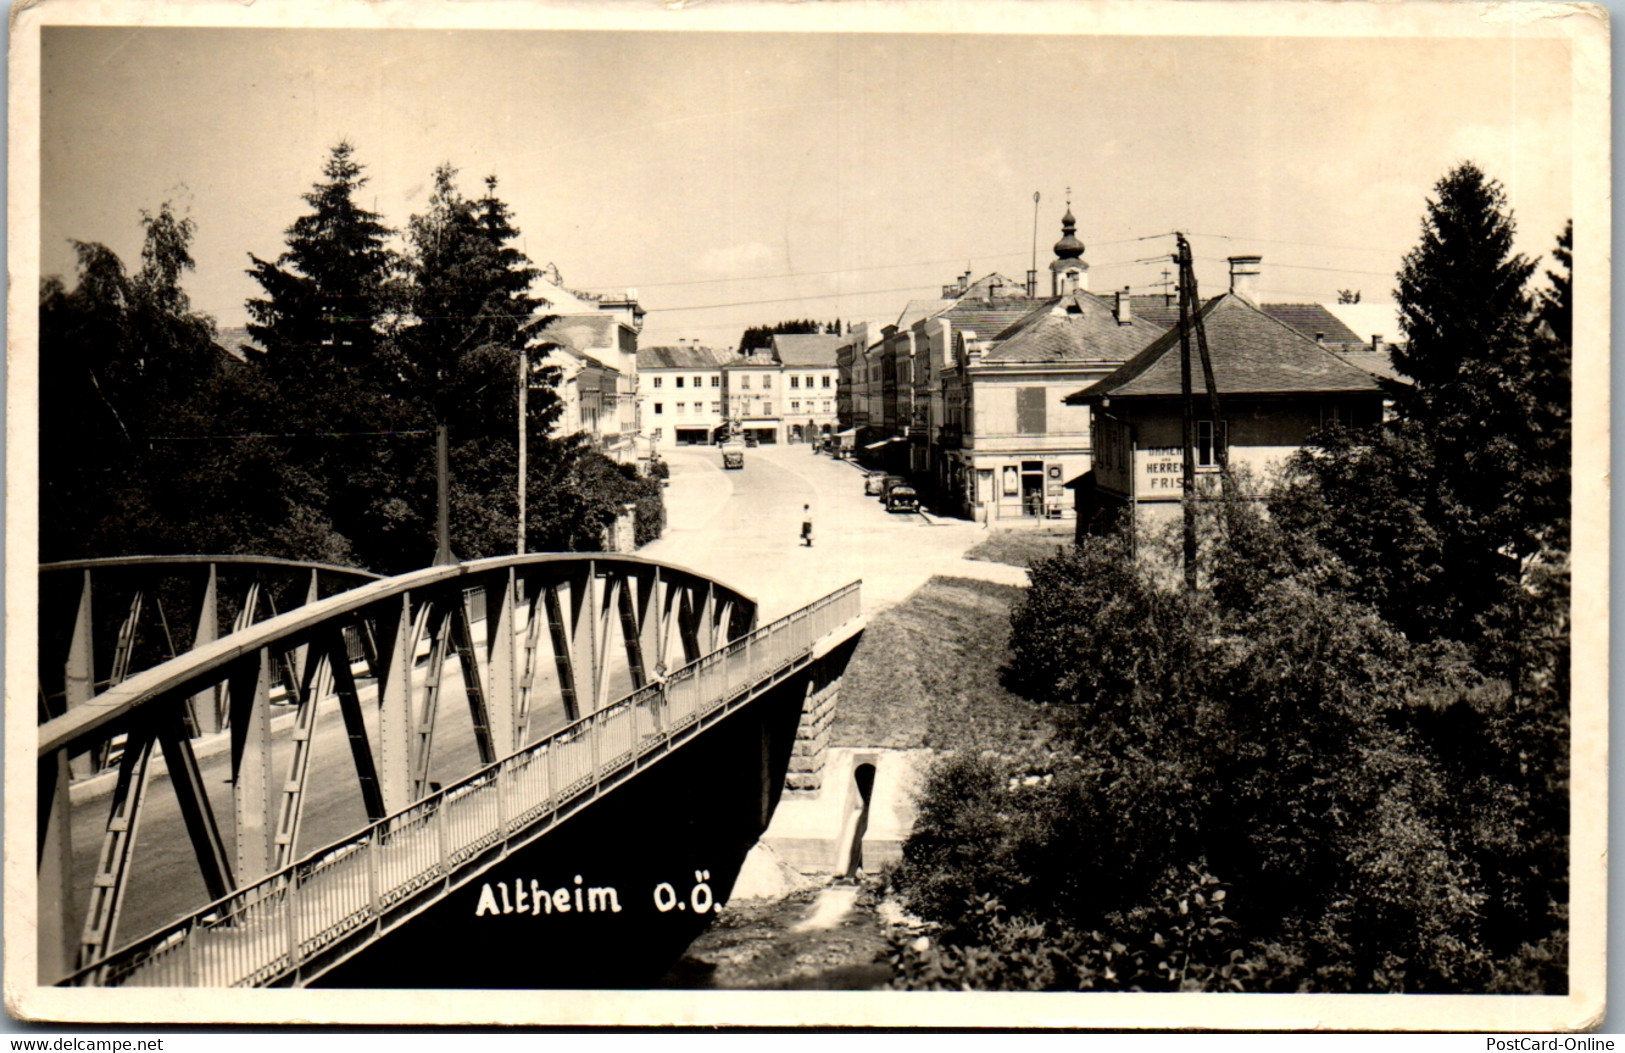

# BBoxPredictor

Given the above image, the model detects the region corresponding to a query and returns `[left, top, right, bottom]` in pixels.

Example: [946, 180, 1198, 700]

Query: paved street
[643, 443, 1014, 621]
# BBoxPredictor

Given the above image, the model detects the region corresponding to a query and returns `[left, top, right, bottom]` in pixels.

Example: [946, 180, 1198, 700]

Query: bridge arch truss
[37, 553, 764, 985]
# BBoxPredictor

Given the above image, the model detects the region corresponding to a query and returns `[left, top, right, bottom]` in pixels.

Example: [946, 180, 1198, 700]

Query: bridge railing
[67, 580, 863, 988]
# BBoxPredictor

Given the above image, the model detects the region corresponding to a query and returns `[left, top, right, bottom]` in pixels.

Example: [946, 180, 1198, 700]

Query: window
[654, 402, 663, 415]
[1016, 387, 1047, 435]
[791, 400, 801, 412]
[711, 401, 721, 413]
[740, 376, 751, 389]
[763, 402, 773, 415]
[763, 375, 773, 389]
[790, 376, 800, 389]
[692, 376, 701, 388]
[653, 377, 662, 388]
[1197, 420, 1229, 467]
[677, 402, 685, 414]
[822, 376, 831, 388]
[675, 377, 684, 388]
[822, 401, 831, 413]
[711, 376, 720, 387]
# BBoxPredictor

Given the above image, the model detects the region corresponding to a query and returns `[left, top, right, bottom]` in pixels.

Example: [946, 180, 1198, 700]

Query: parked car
[886, 485, 920, 513]
[721, 443, 745, 469]
[863, 471, 886, 496]
[879, 475, 906, 500]
[744, 434, 759, 448]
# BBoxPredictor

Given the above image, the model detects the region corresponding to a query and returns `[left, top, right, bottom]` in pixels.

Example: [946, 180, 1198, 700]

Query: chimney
[1115, 286, 1133, 325]
[1372, 334, 1383, 353]
[987, 278, 1002, 302]
[962, 270, 973, 294]
[1026, 269, 1038, 298]
[1227, 255, 1262, 304]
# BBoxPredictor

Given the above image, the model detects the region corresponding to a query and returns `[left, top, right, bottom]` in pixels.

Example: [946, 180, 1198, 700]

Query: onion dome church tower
[1049, 190, 1089, 295]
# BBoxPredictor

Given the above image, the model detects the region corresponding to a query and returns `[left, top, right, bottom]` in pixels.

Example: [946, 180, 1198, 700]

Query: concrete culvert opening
[843, 763, 878, 879]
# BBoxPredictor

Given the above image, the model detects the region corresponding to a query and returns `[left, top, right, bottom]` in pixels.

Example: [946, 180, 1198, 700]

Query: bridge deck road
[642, 443, 989, 622]
[62, 642, 583, 963]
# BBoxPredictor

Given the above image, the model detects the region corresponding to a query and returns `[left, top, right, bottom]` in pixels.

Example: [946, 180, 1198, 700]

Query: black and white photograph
[5, 0, 1609, 1031]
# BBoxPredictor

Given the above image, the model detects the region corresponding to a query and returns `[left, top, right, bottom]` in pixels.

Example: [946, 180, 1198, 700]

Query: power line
[148, 429, 435, 442]
[571, 232, 1184, 293]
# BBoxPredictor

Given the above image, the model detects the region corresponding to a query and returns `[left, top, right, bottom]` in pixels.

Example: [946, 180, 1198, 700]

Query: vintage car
[863, 471, 887, 496]
[721, 443, 745, 469]
[886, 485, 920, 513]
[879, 475, 906, 500]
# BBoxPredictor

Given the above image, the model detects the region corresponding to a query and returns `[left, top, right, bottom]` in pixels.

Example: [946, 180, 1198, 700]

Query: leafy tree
[1337, 289, 1361, 304]
[38, 204, 257, 560]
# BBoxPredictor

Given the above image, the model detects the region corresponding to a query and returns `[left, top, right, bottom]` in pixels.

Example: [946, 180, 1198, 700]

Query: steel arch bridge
[37, 552, 864, 988]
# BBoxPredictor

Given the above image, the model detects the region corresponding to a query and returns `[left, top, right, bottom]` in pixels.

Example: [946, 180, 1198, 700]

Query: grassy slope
[833, 576, 1052, 754]
[964, 528, 1075, 569]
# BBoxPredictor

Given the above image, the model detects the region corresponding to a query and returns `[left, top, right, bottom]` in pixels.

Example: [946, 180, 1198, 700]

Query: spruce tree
[244, 142, 399, 566]
[1391, 162, 1540, 639]
[246, 141, 395, 400]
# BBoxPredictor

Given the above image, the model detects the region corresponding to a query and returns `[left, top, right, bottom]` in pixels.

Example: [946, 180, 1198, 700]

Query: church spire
[1053, 187, 1085, 260]
[1049, 187, 1088, 294]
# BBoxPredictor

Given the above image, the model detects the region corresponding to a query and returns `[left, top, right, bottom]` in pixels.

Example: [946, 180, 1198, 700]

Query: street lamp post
[517, 345, 528, 555]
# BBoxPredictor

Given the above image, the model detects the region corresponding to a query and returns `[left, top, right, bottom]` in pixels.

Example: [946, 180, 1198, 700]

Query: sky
[37, 13, 1579, 350]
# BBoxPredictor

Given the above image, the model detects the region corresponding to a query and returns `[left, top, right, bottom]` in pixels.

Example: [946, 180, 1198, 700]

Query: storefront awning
[863, 436, 906, 450]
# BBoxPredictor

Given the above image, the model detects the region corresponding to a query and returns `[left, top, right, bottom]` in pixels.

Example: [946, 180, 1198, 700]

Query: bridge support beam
[229, 650, 275, 884]
[37, 750, 74, 982]
[485, 573, 518, 755]
[64, 572, 95, 778]
[189, 565, 222, 734]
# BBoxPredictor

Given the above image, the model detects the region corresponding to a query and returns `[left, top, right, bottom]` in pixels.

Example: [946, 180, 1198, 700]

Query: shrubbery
[889, 166, 1568, 994]
[894, 521, 1566, 991]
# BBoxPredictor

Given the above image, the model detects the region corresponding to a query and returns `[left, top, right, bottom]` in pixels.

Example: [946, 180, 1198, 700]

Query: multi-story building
[532, 268, 645, 460]
[540, 345, 622, 442]
[771, 333, 842, 444]
[637, 342, 733, 447]
[947, 287, 1164, 522]
[722, 348, 785, 445]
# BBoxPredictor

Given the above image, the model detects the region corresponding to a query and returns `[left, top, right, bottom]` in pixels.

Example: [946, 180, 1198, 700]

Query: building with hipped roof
[945, 284, 1167, 522]
[1065, 261, 1388, 535]
[772, 333, 842, 443]
[638, 342, 736, 447]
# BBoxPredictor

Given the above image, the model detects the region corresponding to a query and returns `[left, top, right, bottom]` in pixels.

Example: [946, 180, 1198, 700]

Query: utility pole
[1172, 233, 1235, 591]
[1175, 236, 1198, 591]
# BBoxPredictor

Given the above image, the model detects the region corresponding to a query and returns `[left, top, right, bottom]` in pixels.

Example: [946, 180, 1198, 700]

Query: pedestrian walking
[801, 504, 814, 547]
